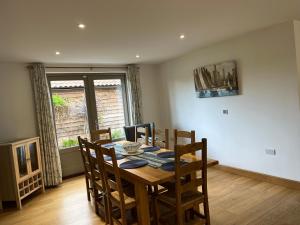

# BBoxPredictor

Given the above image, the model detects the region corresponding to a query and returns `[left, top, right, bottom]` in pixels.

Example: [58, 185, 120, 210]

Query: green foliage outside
[62, 139, 78, 148]
[112, 129, 123, 140]
[52, 94, 67, 107]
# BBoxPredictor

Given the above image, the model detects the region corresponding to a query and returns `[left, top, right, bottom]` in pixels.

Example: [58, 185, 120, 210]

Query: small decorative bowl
[122, 142, 142, 154]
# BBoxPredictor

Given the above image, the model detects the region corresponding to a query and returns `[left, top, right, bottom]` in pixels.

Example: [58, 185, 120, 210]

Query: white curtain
[28, 63, 62, 186]
[127, 65, 143, 125]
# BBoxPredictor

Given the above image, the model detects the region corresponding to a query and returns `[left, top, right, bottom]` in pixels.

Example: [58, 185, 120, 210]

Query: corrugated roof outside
[50, 79, 121, 88]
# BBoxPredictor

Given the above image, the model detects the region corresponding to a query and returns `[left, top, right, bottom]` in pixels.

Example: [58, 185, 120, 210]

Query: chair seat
[87, 171, 92, 178]
[87, 171, 100, 180]
[158, 190, 204, 208]
[111, 191, 136, 207]
[95, 180, 103, 189]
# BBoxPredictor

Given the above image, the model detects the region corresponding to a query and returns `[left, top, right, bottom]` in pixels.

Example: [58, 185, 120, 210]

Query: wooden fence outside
[52, 86, 125, 148]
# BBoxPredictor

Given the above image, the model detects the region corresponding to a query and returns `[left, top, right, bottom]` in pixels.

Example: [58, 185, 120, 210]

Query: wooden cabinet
[0, 137, 44, 209]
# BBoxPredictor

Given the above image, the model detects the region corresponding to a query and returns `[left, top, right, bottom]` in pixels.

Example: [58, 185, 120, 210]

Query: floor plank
[0, 168, 300, 225]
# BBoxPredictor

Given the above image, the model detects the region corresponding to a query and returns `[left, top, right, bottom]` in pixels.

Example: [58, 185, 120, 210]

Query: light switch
[222, 109, 229, 115]
[265, 149, 276, 156]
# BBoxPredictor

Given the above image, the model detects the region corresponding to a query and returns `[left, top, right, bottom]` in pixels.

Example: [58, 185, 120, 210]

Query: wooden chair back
[81, 139, 109, 222]
[174, 129, 195, 148]
[99, 146, 128, 224]
[78, 136, 92, 176]
[78, 136, 92, 201]
[174, 139, 209, 224]
[91, 128, 112, 145]
[153, 128, 169, 149]
[82, 139, 105, 190]
[135, 126, 149, 145]
[123, 125, 136, 142]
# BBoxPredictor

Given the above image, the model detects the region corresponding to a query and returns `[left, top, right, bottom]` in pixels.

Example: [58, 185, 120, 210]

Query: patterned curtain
[127, 65, 143, 125]
[28, 63, 62, 186]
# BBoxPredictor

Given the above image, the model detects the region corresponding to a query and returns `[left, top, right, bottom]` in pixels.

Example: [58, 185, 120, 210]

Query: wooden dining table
[96, 143, 218, 225]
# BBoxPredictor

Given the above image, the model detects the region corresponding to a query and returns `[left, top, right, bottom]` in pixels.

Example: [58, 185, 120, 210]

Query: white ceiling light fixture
[180, 34, 185, 39]
[136, 54, 140, 58]
[78, 23, 86, 29]
[55, 51, 61, 55]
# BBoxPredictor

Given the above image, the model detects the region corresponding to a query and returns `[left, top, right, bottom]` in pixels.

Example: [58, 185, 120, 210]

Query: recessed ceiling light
[78, 23, 86, 29]
[136, 54, 140, 58]
[180, 34, 185, 39]
[55, 51, 61, 55]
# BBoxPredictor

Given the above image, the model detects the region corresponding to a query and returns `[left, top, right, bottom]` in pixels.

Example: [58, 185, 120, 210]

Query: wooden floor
[1, 168, 300, 225]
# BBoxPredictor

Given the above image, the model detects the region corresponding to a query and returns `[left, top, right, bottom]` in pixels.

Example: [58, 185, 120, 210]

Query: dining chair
[154, 139, 210, 225]
[82, 139, 109, 222]
[91, 128, 112, 145]
[123, 125, 136, 142]
[135, 126, 150, 145]
[174, 129, 195, 150]
[78, 136, 93, 201]
[160, 129, 196, 191]
[98, 146, 137, 225]
[124, 123, 153, 142]
[152, 128, 169, 149]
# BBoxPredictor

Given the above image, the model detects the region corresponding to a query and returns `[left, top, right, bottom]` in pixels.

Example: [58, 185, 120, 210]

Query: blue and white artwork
[194, 60, 239, 98]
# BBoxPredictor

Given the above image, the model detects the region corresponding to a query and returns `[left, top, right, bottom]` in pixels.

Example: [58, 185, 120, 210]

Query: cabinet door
[28, 141, 40, 172]
[15, 144, 29, 178]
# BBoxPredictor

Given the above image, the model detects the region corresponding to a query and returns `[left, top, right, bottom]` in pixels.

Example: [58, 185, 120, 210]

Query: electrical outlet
[222, 109, 229, 115]
[265, 149, 276, 156]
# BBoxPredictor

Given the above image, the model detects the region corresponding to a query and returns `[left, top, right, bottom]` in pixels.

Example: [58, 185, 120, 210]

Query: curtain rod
[45, 66, 128, 69]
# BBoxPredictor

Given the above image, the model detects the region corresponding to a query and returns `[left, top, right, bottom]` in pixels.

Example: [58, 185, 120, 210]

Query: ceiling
[1, 0, 300, 64]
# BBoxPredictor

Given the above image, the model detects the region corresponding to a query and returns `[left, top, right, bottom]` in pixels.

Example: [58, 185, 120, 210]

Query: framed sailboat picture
[194, 60, 239, 98]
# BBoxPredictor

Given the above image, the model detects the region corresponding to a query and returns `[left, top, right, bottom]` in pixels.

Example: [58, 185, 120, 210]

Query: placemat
[142, 146, 161, 152]
[157, 151, 175, 158]
[101, 143, 116, 148]
[119, 159, 148, 169]
[161, 161, 188, 171]
[91, 151, 125, 161]
[104, 154, 125, 161]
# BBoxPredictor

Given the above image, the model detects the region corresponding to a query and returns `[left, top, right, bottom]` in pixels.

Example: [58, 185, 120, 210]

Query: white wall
[158, 21, 300, 181]
[0, 63, 37, 142]
[139, 64, 161, 125]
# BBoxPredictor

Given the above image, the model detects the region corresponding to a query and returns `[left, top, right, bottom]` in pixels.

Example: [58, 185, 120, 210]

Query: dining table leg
[134, 182, 150, 225]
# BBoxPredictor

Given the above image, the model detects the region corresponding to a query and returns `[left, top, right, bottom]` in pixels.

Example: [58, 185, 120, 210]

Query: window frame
[47, 73, 130, 152]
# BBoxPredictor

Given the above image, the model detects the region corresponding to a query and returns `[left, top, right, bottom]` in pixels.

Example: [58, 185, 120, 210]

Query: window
[93, 79, 127, 140]
[48, 74, 129, 150]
